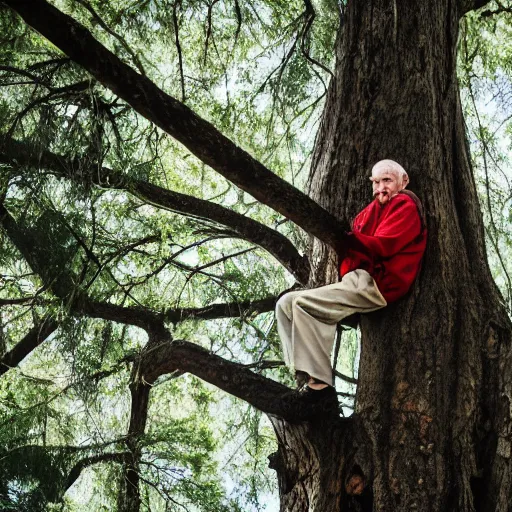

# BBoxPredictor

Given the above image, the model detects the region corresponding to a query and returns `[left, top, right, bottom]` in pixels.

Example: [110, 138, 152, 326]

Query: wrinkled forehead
[369, 169, 399, 182]
[370, 159, 406, 181]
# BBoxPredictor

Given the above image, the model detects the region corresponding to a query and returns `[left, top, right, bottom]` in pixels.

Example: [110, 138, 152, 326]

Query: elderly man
[276, 160, 427, 396]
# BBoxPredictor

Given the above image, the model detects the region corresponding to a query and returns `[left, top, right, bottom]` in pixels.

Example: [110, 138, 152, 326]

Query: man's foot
[299, 384, 337, 402]
[306, 377, 329, 391]
[278, 385, 339, 422]
[295, 371, 330, 391]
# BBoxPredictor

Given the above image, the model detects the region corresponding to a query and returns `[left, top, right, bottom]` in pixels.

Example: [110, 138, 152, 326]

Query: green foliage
[0, 0, 303, 496]
[459, 6, 512, 312]
[0, 0, 511, 510]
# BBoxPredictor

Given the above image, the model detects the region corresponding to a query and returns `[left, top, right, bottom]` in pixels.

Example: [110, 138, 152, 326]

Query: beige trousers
[275, 269, 387, 385]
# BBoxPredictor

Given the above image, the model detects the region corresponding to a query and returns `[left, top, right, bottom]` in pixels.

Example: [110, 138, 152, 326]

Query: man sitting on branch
[276, 160, 427, 399]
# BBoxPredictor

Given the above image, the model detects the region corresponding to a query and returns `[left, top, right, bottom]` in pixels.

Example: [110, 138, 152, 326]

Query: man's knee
[276, 289, 316, 318]
[291, 294, 314, 314]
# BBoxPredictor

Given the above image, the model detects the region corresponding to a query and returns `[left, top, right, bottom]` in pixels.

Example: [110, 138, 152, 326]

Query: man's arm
[346, 197, 422, 259]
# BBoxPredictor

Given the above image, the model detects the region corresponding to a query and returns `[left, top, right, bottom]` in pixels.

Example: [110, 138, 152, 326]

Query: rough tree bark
[4, 0, 512, 511]
[272, 1, 512, 511]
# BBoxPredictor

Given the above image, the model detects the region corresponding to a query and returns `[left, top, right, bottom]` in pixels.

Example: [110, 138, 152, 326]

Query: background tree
[1, 0, 512, 511]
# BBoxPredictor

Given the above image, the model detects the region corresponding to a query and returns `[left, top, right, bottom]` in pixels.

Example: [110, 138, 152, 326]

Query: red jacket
[340, 192, 427, 303]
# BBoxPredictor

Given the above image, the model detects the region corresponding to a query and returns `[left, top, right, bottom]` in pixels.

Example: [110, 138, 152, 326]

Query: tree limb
[0, 296, 39, 305]
[0, 316, 58, 376]
[64, 451, 131, 492]
[120, 368, 150, 511]
[5, 0, 349, 250]
[0, 135, 310, 283]
[164, 295, 276, 323]
[140, 337, 340, 422]
[79, 299, 166, 333]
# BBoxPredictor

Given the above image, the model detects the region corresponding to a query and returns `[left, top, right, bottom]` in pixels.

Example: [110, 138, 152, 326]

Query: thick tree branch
[164, 295, 276, 323]
[79, 299, 165, 333]
[140, 337, 340, 422]
[84, 294, 278, 327]
[0, 317, 58, 376]
[5, 0, 349, 250]
[64, 451, 130, 492]
[0, 136, 310, 283]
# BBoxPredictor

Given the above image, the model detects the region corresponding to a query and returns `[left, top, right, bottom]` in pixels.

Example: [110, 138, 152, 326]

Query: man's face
[370, 170, 403, 205]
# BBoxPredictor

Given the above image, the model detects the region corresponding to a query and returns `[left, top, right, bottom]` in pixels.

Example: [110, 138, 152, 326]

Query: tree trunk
[271, 1, 512, 511]
[118, 372, 151, 512]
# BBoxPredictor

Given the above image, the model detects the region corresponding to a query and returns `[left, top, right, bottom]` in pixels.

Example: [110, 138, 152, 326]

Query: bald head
[371, 160, 409, 186]
[370, 160, 409, 205]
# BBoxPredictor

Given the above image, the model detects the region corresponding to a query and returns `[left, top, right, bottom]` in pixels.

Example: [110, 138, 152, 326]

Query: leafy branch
[5, 0, 349, 252]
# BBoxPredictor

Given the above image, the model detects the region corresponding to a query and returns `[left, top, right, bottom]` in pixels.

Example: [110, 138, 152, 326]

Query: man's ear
[401, 174, 410, 190]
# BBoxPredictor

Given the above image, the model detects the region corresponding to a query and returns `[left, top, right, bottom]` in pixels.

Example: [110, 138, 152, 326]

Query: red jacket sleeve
[348, 197, 422, 259]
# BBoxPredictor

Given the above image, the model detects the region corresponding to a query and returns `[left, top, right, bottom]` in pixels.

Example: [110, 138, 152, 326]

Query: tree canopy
[0, 0, 511, 510]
